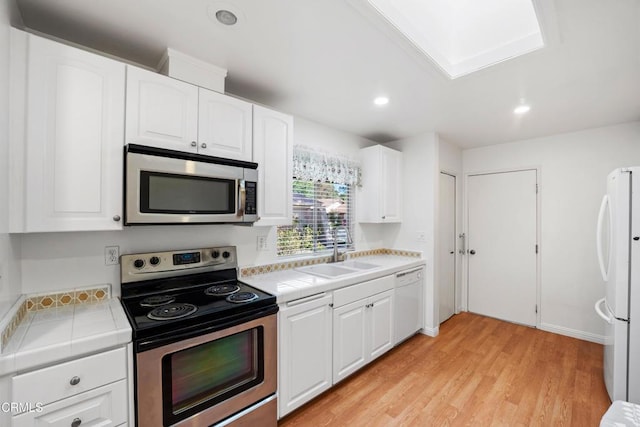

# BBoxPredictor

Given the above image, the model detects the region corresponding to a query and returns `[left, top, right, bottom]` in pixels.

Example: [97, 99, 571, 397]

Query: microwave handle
[238, 179, 246, 217]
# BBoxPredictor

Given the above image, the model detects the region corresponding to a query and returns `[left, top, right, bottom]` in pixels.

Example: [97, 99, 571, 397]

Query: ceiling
[13, 0, 640, 148]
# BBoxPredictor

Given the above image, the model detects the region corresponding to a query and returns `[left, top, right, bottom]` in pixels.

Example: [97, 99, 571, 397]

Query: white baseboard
[538, 322, 604, 344]
[420, 326, 439, 337]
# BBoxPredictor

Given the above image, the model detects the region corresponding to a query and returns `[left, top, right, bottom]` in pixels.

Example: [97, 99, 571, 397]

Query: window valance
[292, 146, 361, 186]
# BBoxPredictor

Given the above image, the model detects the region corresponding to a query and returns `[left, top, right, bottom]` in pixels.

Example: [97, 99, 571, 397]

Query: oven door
[125, 147, 257, 224]
[136, 313, 277, 427]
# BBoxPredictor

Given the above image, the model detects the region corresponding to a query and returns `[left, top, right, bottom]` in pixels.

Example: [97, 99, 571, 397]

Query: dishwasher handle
[396, 267, 423, 278]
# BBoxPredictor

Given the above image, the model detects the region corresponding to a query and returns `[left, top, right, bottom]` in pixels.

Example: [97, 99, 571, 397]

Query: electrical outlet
[105, 246, 120, 266]
[416, 232, 427, 242]
[257, 236, 268, 251]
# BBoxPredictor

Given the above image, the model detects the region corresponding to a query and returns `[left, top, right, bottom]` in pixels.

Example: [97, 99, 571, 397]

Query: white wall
[18, 116, 381, 295]
[0, 0, 21, 306]
[463, 121, 640, 342]
[384, 133, 439, 335]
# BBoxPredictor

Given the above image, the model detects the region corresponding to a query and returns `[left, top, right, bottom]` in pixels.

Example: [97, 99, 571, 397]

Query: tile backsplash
[240, 248, 421, 278]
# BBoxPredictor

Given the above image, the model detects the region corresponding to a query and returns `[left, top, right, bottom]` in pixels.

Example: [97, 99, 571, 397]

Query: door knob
[449, 251, 454, 254]
[469, 249, 476, 255]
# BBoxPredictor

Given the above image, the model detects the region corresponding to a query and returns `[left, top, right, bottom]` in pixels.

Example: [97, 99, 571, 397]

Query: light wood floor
[278, 312, 610, 426]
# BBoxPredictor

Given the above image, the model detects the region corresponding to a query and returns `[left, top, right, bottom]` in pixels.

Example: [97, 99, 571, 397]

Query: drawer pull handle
[69, 376, 81, 386]
[71, 418, 82, 427]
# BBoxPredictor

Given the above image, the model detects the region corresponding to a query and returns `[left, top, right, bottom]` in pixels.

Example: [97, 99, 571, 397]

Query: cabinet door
[25, 34, 125, 232]
[278, 294, 332, 418]
[381, 148, 402, 222]
[12, 380, 127, 427]
[125, 65, 198, 152]
[198, 89, 252, 161]
[368, 290, 395, 361]
[253, 106, 293, 226]
[333, 299, 367, 384]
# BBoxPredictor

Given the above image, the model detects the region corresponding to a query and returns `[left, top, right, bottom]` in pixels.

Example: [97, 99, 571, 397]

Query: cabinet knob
[69, 376, 81, 386]
[112, 215, 121, 222]
[71, 418, 82, 427]
[382, 216, 386, 220]
[329, 303, 333, 308]
[201, 142, 207, 149]
[191, 141, 197, 147]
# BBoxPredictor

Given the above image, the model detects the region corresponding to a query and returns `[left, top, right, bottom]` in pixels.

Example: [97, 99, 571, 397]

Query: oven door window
[162, 327, 264, 425]
[140, 171, 236, 214]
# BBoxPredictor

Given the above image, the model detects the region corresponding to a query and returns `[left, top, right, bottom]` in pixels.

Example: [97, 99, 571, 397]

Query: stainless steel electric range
[120, 246, 278, 427]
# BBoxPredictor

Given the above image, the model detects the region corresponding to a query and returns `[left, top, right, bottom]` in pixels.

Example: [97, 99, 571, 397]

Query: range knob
[133, 259, 145, 269]
[222, 251, 230, 259]
[212, 250, 220, 259]
[149, 256, 160, 266]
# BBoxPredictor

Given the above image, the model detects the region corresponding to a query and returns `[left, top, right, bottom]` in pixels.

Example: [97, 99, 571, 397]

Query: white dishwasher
[394, 267, 424, 345]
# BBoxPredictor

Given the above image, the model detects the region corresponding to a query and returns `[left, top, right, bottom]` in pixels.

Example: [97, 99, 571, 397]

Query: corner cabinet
[278, 293, 333, 418]
[125, 65, 253, 161]
[357, 145, 402, 223]
[10, 30, 125, 232]
[253, 106, 293, 226]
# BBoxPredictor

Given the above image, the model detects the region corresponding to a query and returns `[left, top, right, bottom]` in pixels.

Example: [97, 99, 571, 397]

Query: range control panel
[121, 246, 237, 283]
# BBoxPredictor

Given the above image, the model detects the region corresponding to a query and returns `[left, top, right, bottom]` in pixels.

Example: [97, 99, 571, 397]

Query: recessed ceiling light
[374, 96, 389, 106]
[514, 105, 531, 114]
[215, 9, 238, 25]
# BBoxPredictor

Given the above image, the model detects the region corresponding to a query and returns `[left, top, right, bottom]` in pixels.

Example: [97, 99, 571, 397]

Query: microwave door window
[141, 172, 235, 214]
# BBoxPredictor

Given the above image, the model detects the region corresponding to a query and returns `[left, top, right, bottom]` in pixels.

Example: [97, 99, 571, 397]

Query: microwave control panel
[245, 182, 257, 215]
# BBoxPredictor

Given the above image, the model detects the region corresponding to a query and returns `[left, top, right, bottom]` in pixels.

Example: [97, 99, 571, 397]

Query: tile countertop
[0, 299, 131, 376]
[243, 255, 426, 304]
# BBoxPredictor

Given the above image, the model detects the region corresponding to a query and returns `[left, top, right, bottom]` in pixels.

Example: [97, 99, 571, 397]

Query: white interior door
[467, 170, 537, 326]
[439, 173, 456, 323]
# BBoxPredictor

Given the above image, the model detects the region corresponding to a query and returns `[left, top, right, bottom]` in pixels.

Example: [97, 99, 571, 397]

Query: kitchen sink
[338, 260, 379, 270]
[296, 260, 380, 278]
[296, 264, 359, 278]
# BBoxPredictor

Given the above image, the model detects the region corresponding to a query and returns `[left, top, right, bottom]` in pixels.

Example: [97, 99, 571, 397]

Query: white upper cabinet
[357, 144, 402, 223]
[125, 66, 253, 161]
[13, 30, 126, 232]
[253, 105, 293, 226]
[199, 89, 252, 161]
[125, 65, 199, 152]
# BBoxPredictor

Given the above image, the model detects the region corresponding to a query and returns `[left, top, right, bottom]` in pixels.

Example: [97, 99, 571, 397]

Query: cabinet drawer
[13, 347, 127, 407]
[333, 275, 394, 308]
[12, 379, 127, 427]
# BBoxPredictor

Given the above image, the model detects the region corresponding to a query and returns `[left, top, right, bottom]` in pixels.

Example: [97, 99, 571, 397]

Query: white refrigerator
[595, 167, 640, 403]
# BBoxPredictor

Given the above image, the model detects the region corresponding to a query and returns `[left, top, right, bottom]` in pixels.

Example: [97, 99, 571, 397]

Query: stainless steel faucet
[330, 226, 353, 263]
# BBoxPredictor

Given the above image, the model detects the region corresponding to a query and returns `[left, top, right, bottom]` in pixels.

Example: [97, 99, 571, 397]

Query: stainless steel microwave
[124, 144, 258, 225]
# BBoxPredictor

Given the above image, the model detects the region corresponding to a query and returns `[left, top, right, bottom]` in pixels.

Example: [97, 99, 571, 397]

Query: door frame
[462, 166, 542, 327]
[436, 170, 462, 323]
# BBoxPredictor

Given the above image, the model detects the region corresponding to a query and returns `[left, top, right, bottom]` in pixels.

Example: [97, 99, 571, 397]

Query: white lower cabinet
[278, 293, 333, 418]
[10, 347, 130, 427]
[277, 274, 401, 416]
[332, 289, 394, 383]
[12, 380, 127, 427]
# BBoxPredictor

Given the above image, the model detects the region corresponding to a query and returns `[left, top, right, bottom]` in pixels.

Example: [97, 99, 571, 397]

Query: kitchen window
[277, 147, 360, 257]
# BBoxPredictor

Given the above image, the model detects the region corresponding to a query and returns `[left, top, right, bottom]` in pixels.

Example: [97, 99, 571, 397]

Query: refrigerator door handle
[594, 297, 613, 324]
[596, 194, 612, 281]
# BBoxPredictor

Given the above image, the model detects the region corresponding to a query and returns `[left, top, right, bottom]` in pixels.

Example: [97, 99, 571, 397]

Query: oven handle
[238, 179, 246, 217]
